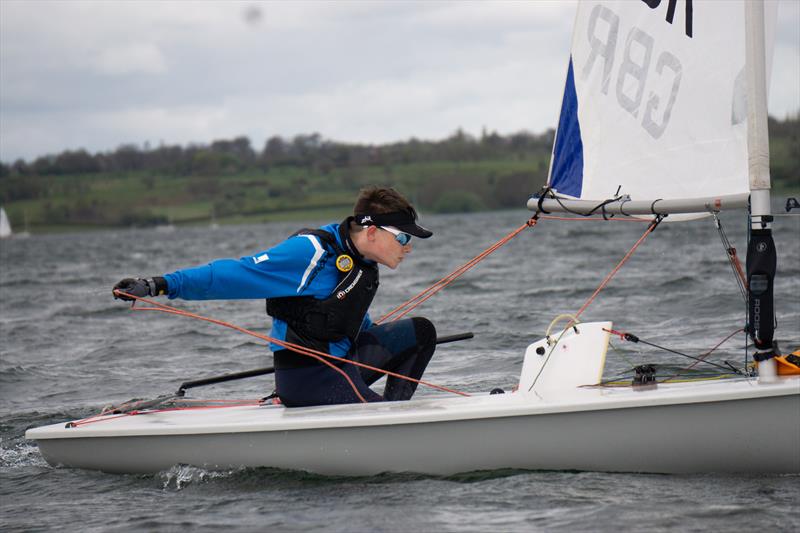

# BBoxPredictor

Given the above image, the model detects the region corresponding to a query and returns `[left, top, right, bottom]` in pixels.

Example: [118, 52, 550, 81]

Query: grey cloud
[0, 0, 797, 162]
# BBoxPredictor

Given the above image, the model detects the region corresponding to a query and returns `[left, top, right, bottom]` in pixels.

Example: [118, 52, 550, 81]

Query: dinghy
[26, 0, 800, 475]
[26, 322, 800, 475]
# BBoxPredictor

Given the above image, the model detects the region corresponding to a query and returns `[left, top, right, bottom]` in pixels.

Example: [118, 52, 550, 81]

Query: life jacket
[266, 222, 379, 346]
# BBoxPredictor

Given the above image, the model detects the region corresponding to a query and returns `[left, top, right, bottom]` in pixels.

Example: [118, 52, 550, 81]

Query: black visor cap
[354, 211, 433, 239]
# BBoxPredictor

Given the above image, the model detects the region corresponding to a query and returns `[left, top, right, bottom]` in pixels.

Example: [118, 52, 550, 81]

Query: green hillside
[1, 117, 797, 233]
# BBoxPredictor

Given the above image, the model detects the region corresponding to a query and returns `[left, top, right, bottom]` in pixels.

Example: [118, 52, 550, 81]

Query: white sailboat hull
[0, 207, 11, 239]
[26, 377, 800, 475]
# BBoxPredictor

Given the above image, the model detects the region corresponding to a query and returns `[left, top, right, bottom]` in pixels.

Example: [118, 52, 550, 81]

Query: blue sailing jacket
[163, 223, 373, 356]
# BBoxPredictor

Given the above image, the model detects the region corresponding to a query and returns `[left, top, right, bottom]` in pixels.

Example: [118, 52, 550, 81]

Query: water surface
[2, 208, 798, 531]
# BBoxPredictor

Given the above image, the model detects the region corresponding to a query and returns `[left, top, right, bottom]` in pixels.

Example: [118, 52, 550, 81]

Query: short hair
[353, 186, 416, 216]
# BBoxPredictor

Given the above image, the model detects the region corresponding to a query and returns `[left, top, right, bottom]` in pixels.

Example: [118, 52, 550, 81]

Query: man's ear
[365, 225, 378, 241]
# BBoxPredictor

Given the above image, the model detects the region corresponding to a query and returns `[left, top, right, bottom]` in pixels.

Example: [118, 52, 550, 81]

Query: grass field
[1, 156, 549, 232]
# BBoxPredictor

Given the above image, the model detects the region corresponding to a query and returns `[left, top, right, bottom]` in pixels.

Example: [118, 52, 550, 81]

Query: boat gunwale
[25, 376, 800, 440]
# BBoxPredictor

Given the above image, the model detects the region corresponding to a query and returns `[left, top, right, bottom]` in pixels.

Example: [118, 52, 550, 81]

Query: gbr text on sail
[582, 1, 693, 139]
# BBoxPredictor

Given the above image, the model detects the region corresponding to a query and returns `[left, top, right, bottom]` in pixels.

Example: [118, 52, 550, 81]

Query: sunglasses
[379, 226, 412, 246]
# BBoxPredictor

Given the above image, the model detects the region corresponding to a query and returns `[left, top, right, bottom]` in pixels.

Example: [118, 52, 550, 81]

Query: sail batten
[543, 1, 776, 214]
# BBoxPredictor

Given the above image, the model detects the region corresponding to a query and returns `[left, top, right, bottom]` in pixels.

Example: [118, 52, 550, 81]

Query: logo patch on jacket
[336, 254, 354, 272]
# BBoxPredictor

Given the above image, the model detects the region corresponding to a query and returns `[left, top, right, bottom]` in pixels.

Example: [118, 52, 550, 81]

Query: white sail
[543, 0, 776, 214]
[0, 207, 11, 239]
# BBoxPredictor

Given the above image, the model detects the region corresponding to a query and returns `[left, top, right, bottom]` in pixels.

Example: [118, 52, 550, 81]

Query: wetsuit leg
[351, 317, 436, 401]
[275, 363, 382, 407]
[274, 325, 383, 407]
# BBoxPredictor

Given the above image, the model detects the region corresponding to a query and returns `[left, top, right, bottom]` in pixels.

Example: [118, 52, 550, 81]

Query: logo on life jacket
[336, 254, 354, 272]
[336, 270, 363, 300]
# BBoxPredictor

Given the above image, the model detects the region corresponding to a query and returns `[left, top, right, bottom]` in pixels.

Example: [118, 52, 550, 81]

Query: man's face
[361, 226, 412, 269]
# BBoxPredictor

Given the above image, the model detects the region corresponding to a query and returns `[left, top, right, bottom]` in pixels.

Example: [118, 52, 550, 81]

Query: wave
[0, 439, 49, 469]
[153, 463, 540, 492]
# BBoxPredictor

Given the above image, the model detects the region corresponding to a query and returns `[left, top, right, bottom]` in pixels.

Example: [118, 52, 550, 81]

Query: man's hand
[113, 278, 151, 301]
[113, 277, 167, 301]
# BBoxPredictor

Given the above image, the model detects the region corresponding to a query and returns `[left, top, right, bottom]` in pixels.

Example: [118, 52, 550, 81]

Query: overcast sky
[1, 0, 798, 163]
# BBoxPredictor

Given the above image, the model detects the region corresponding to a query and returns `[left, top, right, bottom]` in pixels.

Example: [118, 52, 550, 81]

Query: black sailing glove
[112, 277, 168, 301]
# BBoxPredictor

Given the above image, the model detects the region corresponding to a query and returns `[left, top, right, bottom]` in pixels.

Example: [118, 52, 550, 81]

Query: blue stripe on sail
[549, 57, 584, 198]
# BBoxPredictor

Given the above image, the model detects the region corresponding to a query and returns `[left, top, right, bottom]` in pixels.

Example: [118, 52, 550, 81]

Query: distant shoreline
[2, 118, 797, 235]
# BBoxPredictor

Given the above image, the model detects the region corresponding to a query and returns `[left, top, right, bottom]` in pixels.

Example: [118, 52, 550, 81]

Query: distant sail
[0, 207, 11, 239]
[548, 0, 776, 204]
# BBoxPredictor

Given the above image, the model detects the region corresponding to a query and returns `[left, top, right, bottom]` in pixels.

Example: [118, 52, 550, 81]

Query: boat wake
[154, 462, 538, 491]
[157, 464, 240, 491]
[0, 438, 48, 468]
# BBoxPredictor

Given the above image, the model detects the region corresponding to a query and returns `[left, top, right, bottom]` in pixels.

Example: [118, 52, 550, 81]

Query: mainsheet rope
[572, 216, 664, 324]
[377, 214, 651, 324]
[378, 216, 540, 323]
[115, 292, 471, 403]
[95, 213, 662, 422]
[529, 216, 664, 390]
[70, 400, 263, 428]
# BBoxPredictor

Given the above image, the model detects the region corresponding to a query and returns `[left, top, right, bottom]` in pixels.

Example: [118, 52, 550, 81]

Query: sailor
[112, 187, 437, 407]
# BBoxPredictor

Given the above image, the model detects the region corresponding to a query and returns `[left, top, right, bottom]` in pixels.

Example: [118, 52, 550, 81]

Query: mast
[744, 0, 777, 380]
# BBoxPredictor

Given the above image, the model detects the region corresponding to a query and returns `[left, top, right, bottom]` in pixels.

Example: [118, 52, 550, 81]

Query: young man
[113, 186, 436, 407]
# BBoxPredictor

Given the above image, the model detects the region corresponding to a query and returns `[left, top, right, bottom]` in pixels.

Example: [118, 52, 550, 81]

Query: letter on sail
[548, 0, 776, 212]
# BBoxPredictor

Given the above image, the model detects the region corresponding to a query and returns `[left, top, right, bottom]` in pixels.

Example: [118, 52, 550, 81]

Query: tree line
[0, 116, 795, 230]
[0, 128, 553, 193]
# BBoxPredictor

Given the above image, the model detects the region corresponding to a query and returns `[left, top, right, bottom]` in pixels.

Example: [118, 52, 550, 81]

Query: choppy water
[2, 208, 799, 531]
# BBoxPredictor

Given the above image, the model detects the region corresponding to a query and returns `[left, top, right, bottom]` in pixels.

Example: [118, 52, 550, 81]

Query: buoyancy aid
[266, 219, 379, 345]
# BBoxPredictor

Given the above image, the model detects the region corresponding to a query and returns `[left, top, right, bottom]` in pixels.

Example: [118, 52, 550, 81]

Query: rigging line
[118, 291, 470, 399]
[538, 215, 650, 223]
[573, 215, 663, 323]
[660, 328, 745, 383]
[103, 397, 263, 416]
[711, 212, 748, 302]
[549, 190, 628, 217]
[67, 412, 131, 428]
[607, 340, 638, 368]
[743, 207, 753, 373]
[71, 401, 264, 428]
[377, 216, 540, 324]
[529, 217, 663, 392]
[590, 373, 735, 388]
[603, 328, 741, 374]
[378, 212, 646, 325]
[131, 304, 366, 403]
[79, 396, 273, 427]
[378, 216, 538, 323]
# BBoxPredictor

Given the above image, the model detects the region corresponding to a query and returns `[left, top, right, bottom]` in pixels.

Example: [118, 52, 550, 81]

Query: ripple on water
[1, 211, 798, 531]
[0, 439, 49, 469]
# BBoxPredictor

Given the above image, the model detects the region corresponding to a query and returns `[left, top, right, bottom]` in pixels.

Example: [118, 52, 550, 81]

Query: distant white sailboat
[154, 213, 175, 233]
[0, 207, 12, 239]
[210, 205, 220, 229]
[15, 211, 31, 239]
